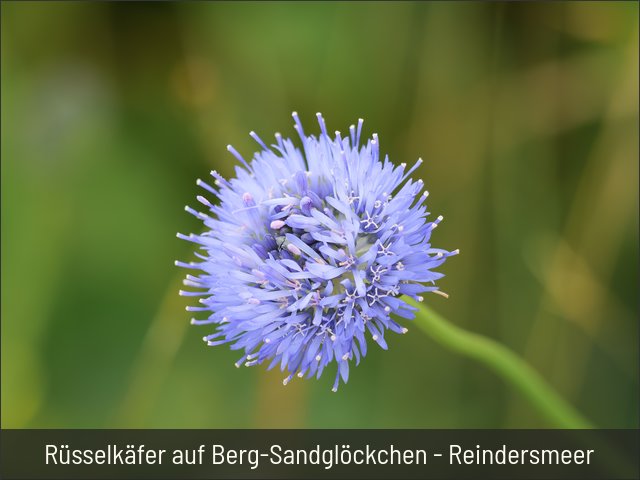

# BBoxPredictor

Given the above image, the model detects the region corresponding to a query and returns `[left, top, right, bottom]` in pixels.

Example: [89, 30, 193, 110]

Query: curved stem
[407, 299, 594, 429]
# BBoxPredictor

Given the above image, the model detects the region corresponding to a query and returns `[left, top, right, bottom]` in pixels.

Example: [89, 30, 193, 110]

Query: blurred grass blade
[113, 274, 189, 427]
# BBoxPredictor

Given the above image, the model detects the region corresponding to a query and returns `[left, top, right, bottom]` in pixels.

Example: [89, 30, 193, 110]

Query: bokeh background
[2, 1, 638, 429]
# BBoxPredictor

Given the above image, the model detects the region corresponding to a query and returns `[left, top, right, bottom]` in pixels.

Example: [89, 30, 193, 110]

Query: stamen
[360, 211, 378, 229]
[287, 243, 301, 256]
[196, 195, 214, 208]
[316, 112, 328, 138]
[292, 111, 305, 138]
[349, 124, 356, 144]
[249, 130, 268, 150]
[242, 192, 254, 206]
[226, 144, 250, 170]
[196, 179, 217, 195]
[371, 133, 379, 160]
[355, 118, 364, 145]
[433, 290, 449, 299]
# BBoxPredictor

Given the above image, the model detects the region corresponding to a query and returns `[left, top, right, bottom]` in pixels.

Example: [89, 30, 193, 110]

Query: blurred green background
[2, 1, 638, 429]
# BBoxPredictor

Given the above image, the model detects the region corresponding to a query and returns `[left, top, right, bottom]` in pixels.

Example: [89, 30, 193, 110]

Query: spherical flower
[177, 112, 458, 391]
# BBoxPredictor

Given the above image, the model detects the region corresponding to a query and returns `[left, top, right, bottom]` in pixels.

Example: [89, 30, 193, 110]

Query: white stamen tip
[264, 338, 271, 344]
[202, 336, 208, 342]
[283, 377, 290, 386]
[397, 225, 404, 232]
[437, 215, 444, 222]
[401, 163, 407, 168]
[384, 306, 391, 312]
[190, 318, 197, 325]
[423, 191, 430, 197]
[297, 372, 304, 378]
[401, 328, 409, 334]
[452, 249, 460, 255]
[315, 354, 322, 361]
[342, 353, 350, 361]
[287, 243, 302, 256]
[372, 335, 379, 341]
[417, 296, 424, 302]
[330, 335, 337, 342]
[331, 387, 338, 393]
[234, 362, 241, 368]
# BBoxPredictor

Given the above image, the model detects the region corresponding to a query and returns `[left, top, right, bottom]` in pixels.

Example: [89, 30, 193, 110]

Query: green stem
[407, 299, 594, 429]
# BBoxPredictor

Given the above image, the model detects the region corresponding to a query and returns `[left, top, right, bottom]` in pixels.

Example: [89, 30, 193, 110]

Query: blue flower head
[177, 113, 458, 391]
